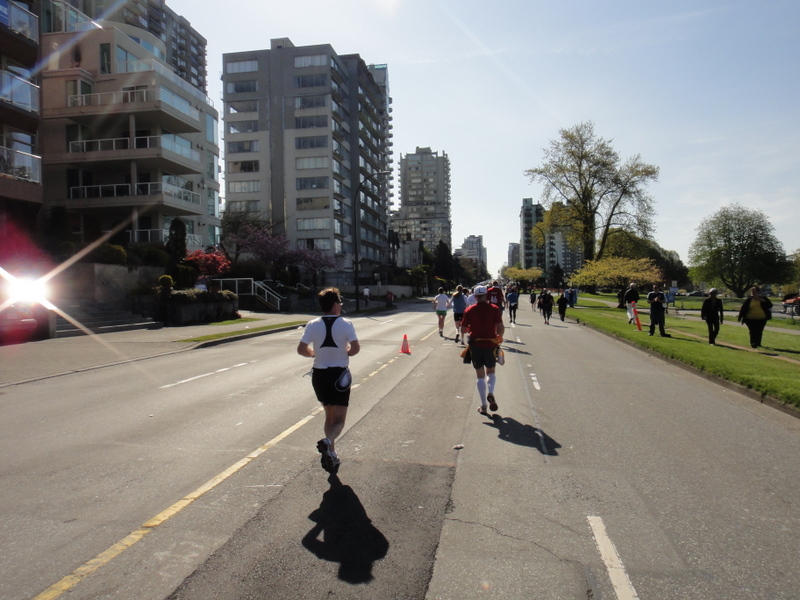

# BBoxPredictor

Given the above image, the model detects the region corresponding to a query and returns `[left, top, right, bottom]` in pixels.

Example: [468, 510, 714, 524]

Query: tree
[524, 121, 659, 262]
[604, 230, 689, 285]
[570, 257, 664, 289]
[502, 266, 544, 289]
[184, 249, 231, 281]
[219, 207, 266, 265]
[689, 204, 792, 297]
[165, 218, 187, 267]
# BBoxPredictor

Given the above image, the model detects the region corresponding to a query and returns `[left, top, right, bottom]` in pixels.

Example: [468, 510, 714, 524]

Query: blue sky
[168, 0, 799, 277]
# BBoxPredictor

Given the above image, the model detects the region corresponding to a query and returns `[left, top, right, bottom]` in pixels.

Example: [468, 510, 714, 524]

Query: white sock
[476, 378, 487, 405]
[487, 373, 496, 394]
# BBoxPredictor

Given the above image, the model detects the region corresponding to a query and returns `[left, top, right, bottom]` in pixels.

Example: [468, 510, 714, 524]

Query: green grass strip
[572, 305, 800, 408]
[179, 321, 306, 343]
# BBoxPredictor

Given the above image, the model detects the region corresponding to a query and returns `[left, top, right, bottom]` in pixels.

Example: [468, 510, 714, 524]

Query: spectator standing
[737, 286, 773, 348]
[647, 283, 670, 337]
[362, 286, 370, 307]
[461, 285, 505, 416]
[297, 288, 360, 474]
[624, 283, 640, 324]
[701, 288, 724, 345]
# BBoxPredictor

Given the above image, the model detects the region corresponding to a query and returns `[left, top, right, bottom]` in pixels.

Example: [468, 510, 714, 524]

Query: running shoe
[455, 334, 460, 343]
[487, 393, 498, 412]
[316, 438, 339, 473]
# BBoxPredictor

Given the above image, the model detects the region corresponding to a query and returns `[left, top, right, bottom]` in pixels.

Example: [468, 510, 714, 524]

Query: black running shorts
[311, 367, 351, 406]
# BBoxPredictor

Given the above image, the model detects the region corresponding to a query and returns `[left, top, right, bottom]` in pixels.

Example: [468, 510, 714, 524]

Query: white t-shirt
[433, 293, 451, 311]
[300, 315, 358, 369]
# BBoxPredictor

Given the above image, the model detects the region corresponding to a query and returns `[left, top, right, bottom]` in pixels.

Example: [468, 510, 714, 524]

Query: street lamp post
[353, 170, 390, 311]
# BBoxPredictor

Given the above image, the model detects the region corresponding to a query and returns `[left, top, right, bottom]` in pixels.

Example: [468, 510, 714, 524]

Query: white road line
[530, 373, 541, 390]
[587, 516, 640, 600]
[160, 362, 251, 389]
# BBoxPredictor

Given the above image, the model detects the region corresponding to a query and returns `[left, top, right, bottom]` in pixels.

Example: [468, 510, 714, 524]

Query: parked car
[0, 304, 38, 344]
[686, 291, 707, 297]
[782, 293, 799, 314]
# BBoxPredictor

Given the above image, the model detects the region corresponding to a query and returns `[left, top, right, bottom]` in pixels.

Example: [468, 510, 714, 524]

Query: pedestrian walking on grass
[701, 288, 724, 345]
[297, 288, 361, 474]
[647, 283, 670, 337]
[624, 283, 640, 324]
[737, 286, 773, 348]
[461, 285, 505, 416]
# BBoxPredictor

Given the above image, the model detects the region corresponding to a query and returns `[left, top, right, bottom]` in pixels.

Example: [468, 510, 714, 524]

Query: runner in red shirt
[461, 285, 505, 416]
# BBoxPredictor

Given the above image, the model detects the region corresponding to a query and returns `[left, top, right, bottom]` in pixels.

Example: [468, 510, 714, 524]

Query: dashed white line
[160, 362, 251, 389]
[530, 373, 541, 390]
[588, 516, 640, 600]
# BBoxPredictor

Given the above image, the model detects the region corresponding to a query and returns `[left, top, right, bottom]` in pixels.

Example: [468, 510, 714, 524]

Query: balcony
[0, 145, 41, 183]
[47, 88, 201, 133]
[117, 58, 213, 107]
[4, 1, 39, 43]
[128, 229, 203, 248]
[0, 70, 40, 114]
[67, 181, 202, 215]
[53, 135, 201, 174]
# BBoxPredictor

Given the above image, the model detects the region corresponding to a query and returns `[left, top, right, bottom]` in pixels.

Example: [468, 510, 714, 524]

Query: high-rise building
[457, 234, 486, 275]
[0, 0, 43, 246]
[507, 242, 519, 268]
[520, 197, 544, 270]
[222, 38, 393, 286]
[39, 0, 220, 250]
[520, 197, 582, 281]
[393, 146, 451, 252]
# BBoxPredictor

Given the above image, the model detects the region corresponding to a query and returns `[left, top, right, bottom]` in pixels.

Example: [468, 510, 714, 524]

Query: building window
[226, 80, 257, 93]
[227, 120, 258, 134]
[296, 156, 329, 170]
[227, 100, 258, 114]
[295, 115, 327, 129]
[295, 74, 326, 88]
[100, 44, 111, 74]
[297, 217, 331, 231]
[227, 200, 260, 213]
[298, 238, 332, 250]
[227, 140, 258, 153]
[296, 135, 328, 149]
[294, 54, 327, 68]
[228, 180, 260, 193]
[205, 113, 218, 145]
[295, 95, 326, 109]
[297, 197, 330, 211]
[226, 59, 258, 73]
[228, 160, 259, 173]
[296, 176, 329, 190]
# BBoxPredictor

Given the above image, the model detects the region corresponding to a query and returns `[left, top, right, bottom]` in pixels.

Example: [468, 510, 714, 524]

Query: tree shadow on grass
[483, 415, 561, 456]
[302, 474, 389, 584]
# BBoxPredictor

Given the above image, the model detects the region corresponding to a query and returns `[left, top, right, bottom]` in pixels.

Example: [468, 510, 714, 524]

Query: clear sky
[168, 0, 798, 278]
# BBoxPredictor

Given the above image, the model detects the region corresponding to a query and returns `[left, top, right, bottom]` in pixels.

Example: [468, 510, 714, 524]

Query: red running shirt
[461, 302, 502, 348]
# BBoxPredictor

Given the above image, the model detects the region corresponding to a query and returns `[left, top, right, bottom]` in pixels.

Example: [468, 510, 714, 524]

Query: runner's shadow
[485, 415, 561, 456]
[302, 475, 389, 583]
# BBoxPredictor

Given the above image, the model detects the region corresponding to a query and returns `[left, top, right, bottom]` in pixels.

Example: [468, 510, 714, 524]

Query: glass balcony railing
[67, 135, 199, 163]
[117, 59, 213, 106]
[67, 88, 200, 121]
[7, 1, 39, 42]
[128, 229, 202, 248]
[0, 70, 40, 114]
[69, 181, 200, 205]
[0, 145, 41, 182]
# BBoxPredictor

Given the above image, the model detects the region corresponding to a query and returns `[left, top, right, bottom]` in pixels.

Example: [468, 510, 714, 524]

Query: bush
[90, 243, 127, 265]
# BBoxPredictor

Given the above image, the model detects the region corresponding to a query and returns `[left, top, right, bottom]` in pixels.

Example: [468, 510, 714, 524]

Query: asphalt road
[2, 302, 799, 600]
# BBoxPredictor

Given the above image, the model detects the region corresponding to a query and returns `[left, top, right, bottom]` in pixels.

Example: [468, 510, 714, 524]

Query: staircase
[55, 301, 162, 337]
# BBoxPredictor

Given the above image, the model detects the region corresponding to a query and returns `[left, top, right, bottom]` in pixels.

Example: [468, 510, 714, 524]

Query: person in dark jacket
[700, 288, 724, 345]
[623, 283, 640, 324]
[737, 286, 773, 348]
[556, 292, 569, 322]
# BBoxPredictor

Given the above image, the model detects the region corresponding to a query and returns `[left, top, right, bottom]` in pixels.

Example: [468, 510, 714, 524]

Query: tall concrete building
[507, 242, 519, 269]
[520, 197, 582, 282]
[39, 0, 220, 251]
[457, 234, 486, 275]
[0, 0, 42, 246]
[222, 38, 393, 287]
[393, 146, 451, 252]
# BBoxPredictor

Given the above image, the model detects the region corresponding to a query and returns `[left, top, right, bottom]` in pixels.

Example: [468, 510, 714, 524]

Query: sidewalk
[0, 310, 314, 388]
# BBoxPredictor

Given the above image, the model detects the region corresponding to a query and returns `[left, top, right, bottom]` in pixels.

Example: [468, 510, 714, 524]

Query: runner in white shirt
[432, 287, 451, 337]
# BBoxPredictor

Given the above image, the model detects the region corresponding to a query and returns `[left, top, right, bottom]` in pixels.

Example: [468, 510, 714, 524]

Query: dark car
[0, 304, 38, 344]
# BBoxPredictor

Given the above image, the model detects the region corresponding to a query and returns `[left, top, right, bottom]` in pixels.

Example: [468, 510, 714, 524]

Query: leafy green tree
[605, 230, 689, 285]
[571, 257, 663, 289]
[525, 121, 659, 262]
[689, 204, 792, 297]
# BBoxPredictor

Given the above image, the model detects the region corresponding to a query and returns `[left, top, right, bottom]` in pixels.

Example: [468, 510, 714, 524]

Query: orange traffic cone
[400, 334, 411, 354]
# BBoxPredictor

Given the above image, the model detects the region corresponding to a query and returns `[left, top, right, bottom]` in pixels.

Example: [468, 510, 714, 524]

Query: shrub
[90, 243, 127, 265]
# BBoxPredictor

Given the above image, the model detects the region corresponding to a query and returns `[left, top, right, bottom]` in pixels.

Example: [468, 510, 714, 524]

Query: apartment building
[457, 234, 486, 275]
[392, 146, 451, 252]
[39, 0, 220, 250]
[520, 197, 582, 279]
[0, 0, 42, 245]
[222, 38, 393, 287]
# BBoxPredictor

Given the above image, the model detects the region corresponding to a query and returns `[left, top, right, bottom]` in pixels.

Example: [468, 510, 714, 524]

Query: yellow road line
[33, 406, 325, 600]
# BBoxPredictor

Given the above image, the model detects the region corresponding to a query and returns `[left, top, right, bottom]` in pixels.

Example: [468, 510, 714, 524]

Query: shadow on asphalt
[484, 415, 561, 456]
[302, 475, 389, 583]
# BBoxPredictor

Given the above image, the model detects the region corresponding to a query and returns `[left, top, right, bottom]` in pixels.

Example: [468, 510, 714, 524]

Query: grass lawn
[570, 302, 800, 409]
